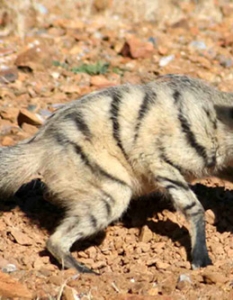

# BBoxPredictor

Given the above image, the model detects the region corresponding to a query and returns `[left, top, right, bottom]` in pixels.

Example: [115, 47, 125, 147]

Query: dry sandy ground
[1, 1, 233, 299]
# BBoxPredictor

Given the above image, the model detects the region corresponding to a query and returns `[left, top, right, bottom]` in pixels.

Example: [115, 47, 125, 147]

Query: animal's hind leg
[46, 181, 132, 273]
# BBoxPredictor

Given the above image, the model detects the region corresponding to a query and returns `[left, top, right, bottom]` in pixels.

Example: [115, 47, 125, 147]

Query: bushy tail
[0, 142, 43, 198]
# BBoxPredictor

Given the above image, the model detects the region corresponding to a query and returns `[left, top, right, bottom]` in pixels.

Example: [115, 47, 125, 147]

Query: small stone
[92, 0, 112, 12]
[53, 18, 85, 30]
[178, 274, 192, 283]
[62, 286, 80, 300]
[17, 109, 44, 127]
[148, 37, 157, 46]
[33, 258, 44, 270]
[48, 275, 64, 286]
[15, 45, 52, 70]
[60, 85, 81, 94]
[189, 40, 207, 50]
[2, 264, 17, 273]
[218, 55, 233, 68]
[171, 18, 189, 29]
[147, 286, 159, 295]
[21, 122, 38, 135]
[155, 260, 170, 270]
[0, 271, 32, 298]
[34, 3, 48, 14]
[1, 136, 14, 146]
[146, 257, 157, 267]
[159, 55, 175, 67]
[0, 67, 18, 83]
[137, 242, 150, 253]
[202, 271, 228, 284]
[158, 46, 169, 55]
[50, 71, 60, 79]
[120, 37, 154, 59]
[92, 260, 107, 269]
[139, 225, 153, 243]
[205, 209, 215, 225]
[85, 246, 97, 259]
[9, 228, 33, 246]
[0, 108, 19, 122]
[39, 268, 52, 277]
[176, 273, 192, 290]
[90, 75, 115, 88]
[176, 280, 191, 291]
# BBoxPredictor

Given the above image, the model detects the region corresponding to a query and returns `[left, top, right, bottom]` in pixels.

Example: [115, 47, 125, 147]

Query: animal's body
[1, 74, 233, 273]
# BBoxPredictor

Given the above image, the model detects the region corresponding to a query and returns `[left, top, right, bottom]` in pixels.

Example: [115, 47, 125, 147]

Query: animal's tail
[0, 141, 44, 198]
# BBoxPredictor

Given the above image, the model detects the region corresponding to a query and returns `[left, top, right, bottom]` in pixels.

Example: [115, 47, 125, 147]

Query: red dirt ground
[1, 1, 233, 299]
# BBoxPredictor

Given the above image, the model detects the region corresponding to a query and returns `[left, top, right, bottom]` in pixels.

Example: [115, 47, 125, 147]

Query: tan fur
[1, 74, 233, 273]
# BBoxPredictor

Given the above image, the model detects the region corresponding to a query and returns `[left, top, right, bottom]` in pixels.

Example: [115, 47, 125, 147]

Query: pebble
[0, 107, 19, 122]
[48, 274, 64, 286]
[0, 271, 32, 298]
[218, 55, 233, 68]
[22, 122, 38, 135]
[9, 228, 33, 246]
[34, 3, 48, 14]
[0, 67, 18, 83]
[62, 286, 80, 300]
[2, 263, 17, 273]
[90, 75, 115, 88]
[202, 271, 228, 284]
[155, 260, 170, 270]
[139, 225, 153, 243]
[17, 108, 44, 127]
[178, 274, 192, 283]
[1, 136, 14, 146]
[120, 37, 154, 59]
[159, 55, 175, 67]
[189, 40, 207, 50]
[205, 209, 216, 225]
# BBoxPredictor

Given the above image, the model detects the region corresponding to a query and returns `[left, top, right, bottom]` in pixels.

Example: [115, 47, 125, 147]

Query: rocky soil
[1, 1, 233, 299]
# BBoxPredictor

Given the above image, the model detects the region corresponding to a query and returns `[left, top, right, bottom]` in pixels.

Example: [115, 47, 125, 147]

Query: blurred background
[0, 0, 229, 37]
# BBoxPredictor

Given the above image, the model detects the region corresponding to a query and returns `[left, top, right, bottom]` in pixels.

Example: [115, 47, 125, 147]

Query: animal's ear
[214, 105, 233, 127]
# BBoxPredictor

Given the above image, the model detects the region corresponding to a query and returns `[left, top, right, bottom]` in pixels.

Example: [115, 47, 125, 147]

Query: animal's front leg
[155, 169, 212, 269]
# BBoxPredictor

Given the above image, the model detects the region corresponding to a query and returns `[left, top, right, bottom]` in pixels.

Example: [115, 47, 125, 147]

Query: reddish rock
[62, 286, 78, 300]
[92, 0, 113, 12]
[0, 271, 32, 298]
[17, 109, 44, 127]
[60, 84, 81, 94]
[9, 228, 33, 246]
[0, 107, 19, 123]
[22, 122, 38, 135]
[202, 271, 228, 285]
[139, 225, 153, 243]
[1, 136, 14, 146]
[90, 75, 116, 88]
[205, 209, 216, 225]
[15, 45, 52, 71]
[120, 37, 154, 59]
[155, 260, 170, 270]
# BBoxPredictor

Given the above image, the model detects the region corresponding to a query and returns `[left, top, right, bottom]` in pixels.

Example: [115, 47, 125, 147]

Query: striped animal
[1, 74, 233, 273]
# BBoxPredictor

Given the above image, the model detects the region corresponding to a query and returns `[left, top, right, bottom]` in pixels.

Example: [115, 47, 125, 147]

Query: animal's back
[1, 74, 231, 273]
[33, 75, 220, 184]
